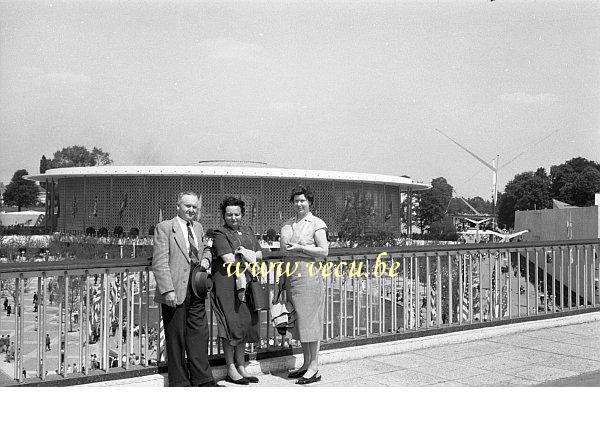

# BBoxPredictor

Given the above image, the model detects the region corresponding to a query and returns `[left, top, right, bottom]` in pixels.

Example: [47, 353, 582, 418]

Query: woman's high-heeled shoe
[287, 369, 307, 379]
[225, 375, 250, 385]
[295, 371, 321, 385]
[244, 375, 259, 383]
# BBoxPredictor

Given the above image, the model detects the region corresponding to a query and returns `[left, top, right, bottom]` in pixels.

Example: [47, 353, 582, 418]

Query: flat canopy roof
[28, 165, 431, 191]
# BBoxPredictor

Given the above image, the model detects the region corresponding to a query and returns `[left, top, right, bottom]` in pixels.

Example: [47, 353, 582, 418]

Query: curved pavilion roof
[28, 164, 431, 191]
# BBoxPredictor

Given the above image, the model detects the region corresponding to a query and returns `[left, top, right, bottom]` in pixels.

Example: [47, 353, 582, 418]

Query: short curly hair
[219, 196, 246, 218]
[289, 185, 314, 206]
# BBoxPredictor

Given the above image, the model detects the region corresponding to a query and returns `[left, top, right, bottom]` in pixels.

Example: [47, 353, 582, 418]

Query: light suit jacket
[153, 217, 212, 306]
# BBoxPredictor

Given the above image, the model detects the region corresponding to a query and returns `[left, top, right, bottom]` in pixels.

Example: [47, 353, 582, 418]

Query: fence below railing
[0, 239, 598, 385]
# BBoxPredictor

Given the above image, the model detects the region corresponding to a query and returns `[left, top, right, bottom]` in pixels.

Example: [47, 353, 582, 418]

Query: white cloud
[198, 38, 266, 62]
[499, 92, 559, 105]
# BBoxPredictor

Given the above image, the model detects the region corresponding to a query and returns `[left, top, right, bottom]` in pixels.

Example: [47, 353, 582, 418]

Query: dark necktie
[186, 222, 199, 264]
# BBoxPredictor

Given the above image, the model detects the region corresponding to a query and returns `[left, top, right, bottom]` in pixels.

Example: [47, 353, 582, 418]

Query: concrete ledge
[82, 311, 600, 386]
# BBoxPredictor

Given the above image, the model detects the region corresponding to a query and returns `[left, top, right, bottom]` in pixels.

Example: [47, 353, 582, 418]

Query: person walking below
[45, 333, 51, 351]
[152, 191, 218, 387]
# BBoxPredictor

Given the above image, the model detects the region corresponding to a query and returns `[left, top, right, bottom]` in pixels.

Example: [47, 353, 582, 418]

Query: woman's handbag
[222, 228, 269, 311]
[270, 278, 295, 336]
[248, 276, 270, 311]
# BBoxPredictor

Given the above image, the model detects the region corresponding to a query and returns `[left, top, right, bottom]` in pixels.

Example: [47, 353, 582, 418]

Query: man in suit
[153, 191, 218, 387]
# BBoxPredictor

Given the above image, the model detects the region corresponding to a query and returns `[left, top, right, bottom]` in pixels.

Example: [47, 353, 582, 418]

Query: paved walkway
[221, 319, 600, 387]
[89, 316, 600, 387]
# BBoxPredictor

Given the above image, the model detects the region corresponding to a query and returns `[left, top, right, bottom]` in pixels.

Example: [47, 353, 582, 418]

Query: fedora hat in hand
[191, 266, 213, 297]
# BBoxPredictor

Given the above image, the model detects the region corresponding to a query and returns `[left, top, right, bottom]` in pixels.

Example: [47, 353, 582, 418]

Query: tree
[338, 190, 376, 242]
[47, 145, 112, 169]
[497, 168, 552, 228]
[39, 155, 51, 174]
[550, 157, 600, 207]
[414, 177, 453, 233]
[91, 147, 113, 166]
[2, 169, 39, 211]
[428, 217, 459, 241]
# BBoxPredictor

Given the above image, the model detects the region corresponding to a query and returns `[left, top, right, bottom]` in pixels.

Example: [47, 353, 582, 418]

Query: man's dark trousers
[161, 279, 212, 387]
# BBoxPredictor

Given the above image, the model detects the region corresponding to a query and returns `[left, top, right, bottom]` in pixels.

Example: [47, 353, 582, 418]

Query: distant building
[28, 161, 431, 236]
[514, 194, 600, 305]
[515, 194, 600, 242]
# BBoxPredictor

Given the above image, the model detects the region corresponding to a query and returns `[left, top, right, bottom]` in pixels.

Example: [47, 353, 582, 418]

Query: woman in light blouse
[280, 185, 329, 385]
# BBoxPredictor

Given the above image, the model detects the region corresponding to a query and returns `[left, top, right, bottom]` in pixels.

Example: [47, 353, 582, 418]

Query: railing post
[447, 254, 453, 325]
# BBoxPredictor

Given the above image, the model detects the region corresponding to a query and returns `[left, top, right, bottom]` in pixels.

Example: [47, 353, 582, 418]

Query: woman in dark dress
[211, 196, 262, 385]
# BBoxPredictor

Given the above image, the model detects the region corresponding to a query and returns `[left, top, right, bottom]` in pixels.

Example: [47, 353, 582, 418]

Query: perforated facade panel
[55, 176, 402, 236]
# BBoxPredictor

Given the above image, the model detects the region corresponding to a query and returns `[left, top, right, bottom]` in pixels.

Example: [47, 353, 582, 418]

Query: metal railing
[0, 239, 598, 385]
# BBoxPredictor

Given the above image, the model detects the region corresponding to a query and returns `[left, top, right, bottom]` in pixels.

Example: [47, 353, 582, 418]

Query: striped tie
[186, 222, 199, 264]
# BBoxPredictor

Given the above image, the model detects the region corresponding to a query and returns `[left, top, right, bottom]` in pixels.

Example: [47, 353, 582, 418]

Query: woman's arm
[285, 229, 328, 258]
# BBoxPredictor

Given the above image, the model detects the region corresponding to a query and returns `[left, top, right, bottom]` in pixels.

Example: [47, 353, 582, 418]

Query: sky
[1, 0, 599, 199]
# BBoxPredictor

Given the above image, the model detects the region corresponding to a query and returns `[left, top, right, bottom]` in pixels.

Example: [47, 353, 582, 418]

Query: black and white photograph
[0, 1, 599, 421]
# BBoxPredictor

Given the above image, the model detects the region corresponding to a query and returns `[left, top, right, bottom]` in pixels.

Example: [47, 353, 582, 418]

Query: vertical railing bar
[436, 254, 442, 327]
[84, 274, 90, 375]
[425, 255, 430, 330]
[576, 247, 581, 308]
[352, 263, 357, 338]
[584, 246, 588, 308]
[560, 247, 564, 311]
[543, 249, 548, 315]
[41, 273, 47, 380]
[592, 245, 597, 307]
[468, 254, 473, 324]
[103, 270, 110, 373]
[355, 256, 360, 337]
[477, 252, 482, 322]
[402, 256, 407, 332]
[343, 259, 348, 338]
[16, 275, 23, 382]
[414, 254, 419, 330]
[517, 251, 521, 318]
[331, 263, 335, 339]
[338, 258, 343, 340]
[118, 272, 123, 368]
[448, 254, 453, 325]
[507, 250, 512, 319]
[551, 248, 556, 313]
[534, 249, 539, 315]
[125, 271, 130, 370]
[487, 251, 493, 322]
[568, 246, 572, 310]
[379, 267, 383, 334]
[144, 268, 150, 365]
[57, 275, 63, 376]
[137, 270, 143, 364]
[79, 274, 85, 374]
[36, 276, 42, 379]
[458, 253, 463, 325]
[365, 257, 370, 337]
[64, 272, 70, 376]
[525, 250, 530, 317]
[391, 256, 396, 333]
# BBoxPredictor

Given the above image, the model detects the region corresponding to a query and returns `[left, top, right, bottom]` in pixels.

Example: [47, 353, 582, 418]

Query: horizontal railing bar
[3, 239, 599, 274]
